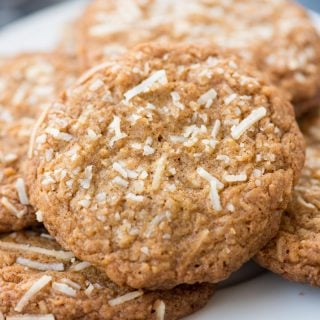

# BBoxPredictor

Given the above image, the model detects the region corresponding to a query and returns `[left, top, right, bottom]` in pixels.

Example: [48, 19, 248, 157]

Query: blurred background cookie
[73, 0, 320, 117]
[0, 53, 79, 232]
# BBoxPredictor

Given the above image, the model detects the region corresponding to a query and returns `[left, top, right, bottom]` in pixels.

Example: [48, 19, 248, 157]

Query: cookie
[0, 53, 78, 119]
[0, 53, 78, 232]
[57, 22, 81, 58]
[256, 109, 320, 286]
[29, 44, 305, 289]
[75, 0, 320, 116]
[0, 231, 214, 319]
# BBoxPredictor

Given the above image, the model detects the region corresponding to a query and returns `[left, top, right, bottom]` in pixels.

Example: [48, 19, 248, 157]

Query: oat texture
[0, 53, 78, 232]
[256, 108, 320, 286]
[75, 0, 320, 115]
[0, 231, 214, 320]
[29, 44, 305, 289]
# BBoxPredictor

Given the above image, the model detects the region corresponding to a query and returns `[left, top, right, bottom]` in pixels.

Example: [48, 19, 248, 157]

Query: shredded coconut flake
[197, 89, 217, 108]
[35, 210, 44, 222]
[84, 283, 95, 296]
[196, 167, 224, 189]
[52, 282, 77, 297]
[297, 196, 316, 209]
[89, 79, 104, 91]
[2, 153, 18, 163]
[15, 275, 52, 312]
[145, 211, 171, 238]
[143, 145, 155, 155]
[45, 149, 54, 161]
[28, 105, 51, 158]
[76, 61, 113, 85]
[78, 198, 91, 208]
[151, 154, 167, 190]
[169, 135, 186, 143]
[131, 142, 142, 149]
[15, 178, 29, 205]
[139, 171, 148, 180]
[113, 162, 128, 178]
[252, 169, 263, 177]
[139, 246, 149, 255]
[124, 70, 167, 102]
[1, 197, 26, 218]
[45, 127, 73, 142]
[231, 107, 267, 140]
[171, 91, 184, 110]
[112, 176, 129, 187]
[16, 257, 64, 271]
[209, 180, 222, 211]
[224, 93, 237, 105]
[126, 193, 144, 202]
[108, 116, 127, 147]
[0, 241, 74, 260]
[216, 155, 230, 164]
[224, 173, 247, 182]
[80, 165, 93, 189]
[60, 278, 81, 290]
[156, 300, 166, 320]
[197, 167, 224, 211]
[226, 203, 235, 212]
[96, 192, 106, 202]
[211, 120, 221, 139]
[70, 261, 91, 271]
[109, 290, 143, 306]
[6, 315, 55, 320]
[87, 128, 98, 140]
[127, 113, 141, 124]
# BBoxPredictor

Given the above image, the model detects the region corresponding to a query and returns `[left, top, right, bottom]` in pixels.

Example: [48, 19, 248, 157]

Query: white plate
[0, 2, 320, 319]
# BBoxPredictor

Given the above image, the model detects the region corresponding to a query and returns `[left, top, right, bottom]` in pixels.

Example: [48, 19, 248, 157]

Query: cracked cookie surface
[76, 0, 320, 116]
[29, 44, 305, 289]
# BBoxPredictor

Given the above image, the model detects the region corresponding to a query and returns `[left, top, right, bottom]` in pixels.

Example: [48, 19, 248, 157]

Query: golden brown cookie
[0, 231, 214, 319]
[74, 0, 320, 116]
[0, 53, 78, 232]
[29, 44, 305, 289]
[256, 108, 320, 286]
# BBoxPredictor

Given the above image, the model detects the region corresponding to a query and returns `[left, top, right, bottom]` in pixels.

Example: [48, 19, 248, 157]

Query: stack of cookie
[0, 0, 319, 319]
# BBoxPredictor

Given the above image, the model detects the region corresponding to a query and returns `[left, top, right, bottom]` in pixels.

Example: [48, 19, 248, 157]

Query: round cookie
[0, 231, 214, 319]
[256, 108, 320, 286]
[29, 44, 305, 289]
[75, 0, 320, 116]
[0, 53, 79, 232]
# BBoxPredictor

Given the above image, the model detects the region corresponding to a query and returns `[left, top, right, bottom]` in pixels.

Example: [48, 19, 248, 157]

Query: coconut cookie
[256, 109, 320, 286]
[75, 0, 320, 116]
[29, 44, 305, 289]
[0, 53, 79, 232]
[0, 231, 214, 320]
[0, 53, 78, 119]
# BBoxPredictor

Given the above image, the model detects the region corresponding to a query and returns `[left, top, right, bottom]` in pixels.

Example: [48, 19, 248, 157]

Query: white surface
[0, 2, 320, 319]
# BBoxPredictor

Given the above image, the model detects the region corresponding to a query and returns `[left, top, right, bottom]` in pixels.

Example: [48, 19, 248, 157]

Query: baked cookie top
[256, 109, 320, 286]
[0, 53, 78, 232]
[0, 53, 78, 119]
[30, 44, 305, 289]
[76, 0, 320, 110]
[0, 231, 214, 320]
